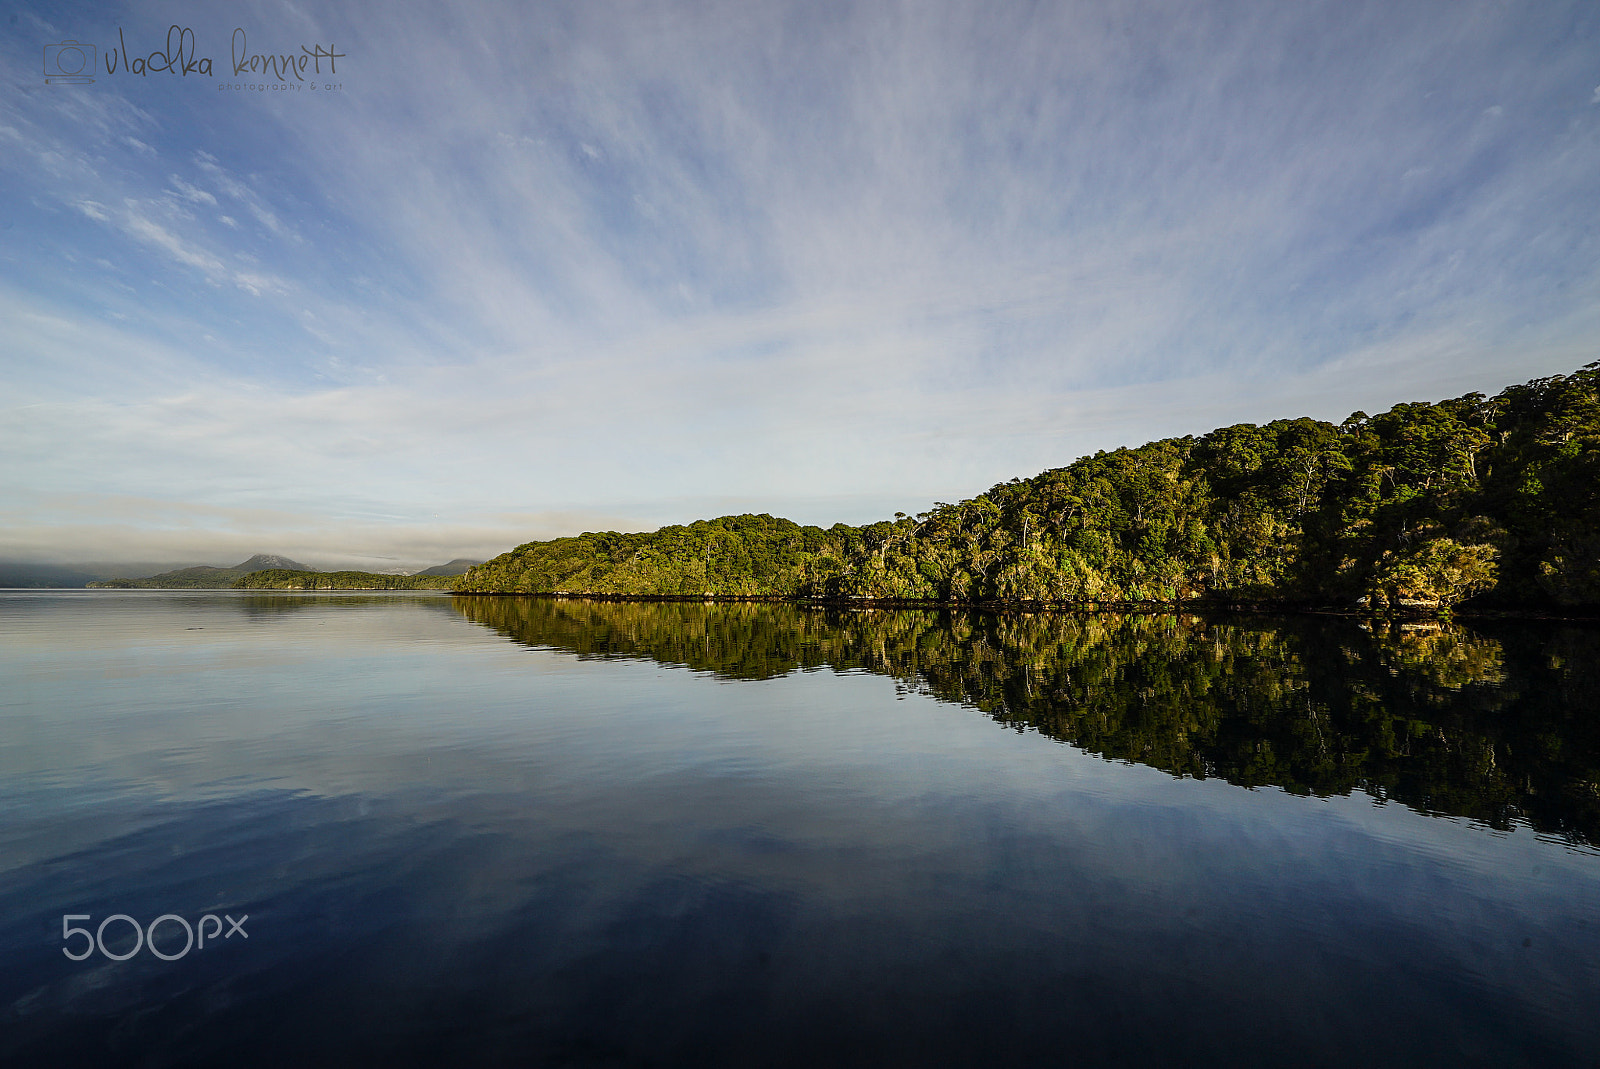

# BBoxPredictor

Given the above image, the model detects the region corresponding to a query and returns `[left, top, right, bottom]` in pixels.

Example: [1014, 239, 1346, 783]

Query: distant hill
[88, 555, 317, 589]
[412, 558, 483, 577]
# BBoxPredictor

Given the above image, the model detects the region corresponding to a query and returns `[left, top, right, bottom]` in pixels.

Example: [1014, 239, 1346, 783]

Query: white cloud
[117, 203, 229, 276]
[3, 0, 1599, 564]
[193, 152, 291, 239]
[168, 176, 218, 206]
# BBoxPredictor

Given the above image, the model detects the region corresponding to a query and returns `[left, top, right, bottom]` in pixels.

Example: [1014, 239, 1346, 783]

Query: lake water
[2, 590, 1598, 1067]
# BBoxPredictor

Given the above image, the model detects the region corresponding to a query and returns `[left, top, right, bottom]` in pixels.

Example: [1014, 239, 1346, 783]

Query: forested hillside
[456, 363, 1600, 612]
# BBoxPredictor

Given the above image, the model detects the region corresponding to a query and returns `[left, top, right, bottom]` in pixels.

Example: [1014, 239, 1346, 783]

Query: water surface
[2, 591, 1597, 1066]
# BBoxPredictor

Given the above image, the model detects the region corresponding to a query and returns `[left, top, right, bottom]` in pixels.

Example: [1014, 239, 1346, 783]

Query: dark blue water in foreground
[2, 591, 1597, 1067]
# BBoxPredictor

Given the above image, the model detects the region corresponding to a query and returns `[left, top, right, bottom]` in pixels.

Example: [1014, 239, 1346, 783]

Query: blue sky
[3, 0, 1598, 568]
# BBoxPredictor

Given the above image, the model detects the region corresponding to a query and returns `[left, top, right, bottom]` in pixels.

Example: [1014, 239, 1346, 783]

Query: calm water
[2, 590, 1598, 1067]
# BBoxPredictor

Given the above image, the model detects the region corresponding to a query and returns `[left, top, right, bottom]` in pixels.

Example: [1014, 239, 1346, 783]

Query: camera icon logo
[44, 40, 96, 85]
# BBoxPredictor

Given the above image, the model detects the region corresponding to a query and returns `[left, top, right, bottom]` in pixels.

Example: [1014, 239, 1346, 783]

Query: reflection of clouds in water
[456, 597, 1599, 843]
[1, 591, 1599, 1064]
[6, 592, 1583, 848]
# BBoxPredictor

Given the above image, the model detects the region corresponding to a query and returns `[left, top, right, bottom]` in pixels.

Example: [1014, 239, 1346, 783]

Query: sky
[3, 0, 1598, 570]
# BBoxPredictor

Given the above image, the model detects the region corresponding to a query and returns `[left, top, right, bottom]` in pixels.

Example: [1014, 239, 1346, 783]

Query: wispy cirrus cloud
[3, 0, 1599, 565]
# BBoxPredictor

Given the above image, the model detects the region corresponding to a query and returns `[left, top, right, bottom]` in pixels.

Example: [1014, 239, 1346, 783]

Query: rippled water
[2, 590, 1597, 1067]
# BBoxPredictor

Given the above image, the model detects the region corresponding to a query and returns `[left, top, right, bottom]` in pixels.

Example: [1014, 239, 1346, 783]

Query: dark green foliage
[455, 598, 1600, 844]
[455, 514, 843, 597]
[234, 570, 454, 590]
[457, 363, 1600, 612]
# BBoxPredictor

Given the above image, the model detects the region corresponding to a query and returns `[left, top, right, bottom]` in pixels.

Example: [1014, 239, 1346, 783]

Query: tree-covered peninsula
[456, 363, 1600, 613]
[233, 570, 455, 590]
[88, 556, 467, 590]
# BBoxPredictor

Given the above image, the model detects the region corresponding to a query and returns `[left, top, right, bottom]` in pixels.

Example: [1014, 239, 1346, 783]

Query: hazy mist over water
[2, 591, 1598, 1067]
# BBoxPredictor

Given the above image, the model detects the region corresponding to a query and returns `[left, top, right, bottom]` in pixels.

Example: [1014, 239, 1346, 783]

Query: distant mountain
[236, 554, 314, 572]
[76, 561, 216, 581]
[0, 562, 98, 588]
[0, 560, 241, 588]
[87, 554, 317, 589]
[412, 558, 483, 577]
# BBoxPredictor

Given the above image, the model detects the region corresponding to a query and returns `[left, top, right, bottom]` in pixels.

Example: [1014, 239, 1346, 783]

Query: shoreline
[441, 589, 1600, 623]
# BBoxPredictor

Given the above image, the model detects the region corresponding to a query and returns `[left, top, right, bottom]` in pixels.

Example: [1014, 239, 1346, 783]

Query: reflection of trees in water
[224, 593, 459, 621]
[453, 597, 1600, 845]
[1367, 621, 1507, 691]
